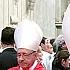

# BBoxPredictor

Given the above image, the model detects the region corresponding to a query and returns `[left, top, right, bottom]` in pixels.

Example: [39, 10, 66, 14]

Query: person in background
[52, 35, 69, 70]
[45, 38, 54, 54]
[40, 37, 55, 70]
[8, 19, 46, 70]
[53, 34, 68, 53]
[52, 50, 70, 70]
[0, 27, 18, 70]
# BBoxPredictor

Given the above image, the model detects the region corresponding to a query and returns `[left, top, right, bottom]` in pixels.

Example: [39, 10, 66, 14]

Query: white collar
[29, 60, 38, 70]
[2, 47, 15, 52]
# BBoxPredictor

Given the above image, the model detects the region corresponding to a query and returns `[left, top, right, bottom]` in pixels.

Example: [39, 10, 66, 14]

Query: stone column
[34, 0, 55, 38]
[0, 0, 3, 28]
[3, 0, 9, 27]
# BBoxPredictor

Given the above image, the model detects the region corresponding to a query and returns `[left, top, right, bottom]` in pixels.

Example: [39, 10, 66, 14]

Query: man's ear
[61, 59, 65, 65]
[33, 51, 38, 57]
[1, 42, 3, 47]
[1, 42, 3, 45]
[41, 43, 44, 47]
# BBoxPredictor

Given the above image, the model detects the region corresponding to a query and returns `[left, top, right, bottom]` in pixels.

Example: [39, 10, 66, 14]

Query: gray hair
[53, 34, 64, 52]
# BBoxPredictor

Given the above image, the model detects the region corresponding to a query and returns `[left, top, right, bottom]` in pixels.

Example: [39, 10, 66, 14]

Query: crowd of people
[1, 1, 70, 70]
[0, 18, 70, 70]
[1, 0, 70, 70]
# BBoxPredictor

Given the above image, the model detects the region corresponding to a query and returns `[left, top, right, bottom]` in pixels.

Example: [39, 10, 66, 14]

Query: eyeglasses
[17, 51, 36, 58]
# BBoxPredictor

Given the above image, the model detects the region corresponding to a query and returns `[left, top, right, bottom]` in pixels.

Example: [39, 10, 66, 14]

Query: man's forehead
[17, 48, 33, 53]
[46, 44, 53, 48]
[45, 39, 50, 43]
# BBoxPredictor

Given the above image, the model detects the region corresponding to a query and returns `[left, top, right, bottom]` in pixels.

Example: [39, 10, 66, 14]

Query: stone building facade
[0, 0, 70, 38]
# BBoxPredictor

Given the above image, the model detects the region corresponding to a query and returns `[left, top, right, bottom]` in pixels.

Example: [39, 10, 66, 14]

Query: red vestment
[8, 63, 46, 70]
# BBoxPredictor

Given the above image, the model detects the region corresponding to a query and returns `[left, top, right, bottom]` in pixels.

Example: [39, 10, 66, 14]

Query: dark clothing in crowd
[52, 50, 70, 70]
[52, 59, 70, 70]
[0, 48, 18, 70]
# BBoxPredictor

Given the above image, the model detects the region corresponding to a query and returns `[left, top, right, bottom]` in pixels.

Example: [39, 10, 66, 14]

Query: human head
[45, 38, 54, 54]
[55, 50, 70, 69]
[14, 18, 43, 68]
[53, 35, 68, 52]
[1, 27, 15, 45]
[40, 37, 46, 51]
[40, 37, 54, 53]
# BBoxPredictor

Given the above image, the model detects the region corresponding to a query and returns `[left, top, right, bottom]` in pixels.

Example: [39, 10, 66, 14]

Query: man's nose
[19, 55, 24, 60]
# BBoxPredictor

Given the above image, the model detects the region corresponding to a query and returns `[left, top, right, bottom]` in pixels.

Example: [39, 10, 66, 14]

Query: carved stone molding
[26, 0, 36, 11]
[14, 0, 18, 5]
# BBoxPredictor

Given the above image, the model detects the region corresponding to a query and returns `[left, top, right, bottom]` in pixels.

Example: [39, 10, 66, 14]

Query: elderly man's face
[17, 48, 37, 68]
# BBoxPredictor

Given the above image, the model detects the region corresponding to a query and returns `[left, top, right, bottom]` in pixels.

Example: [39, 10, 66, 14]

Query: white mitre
[14, 19, 43, 51]
[62, 4, 70, 53]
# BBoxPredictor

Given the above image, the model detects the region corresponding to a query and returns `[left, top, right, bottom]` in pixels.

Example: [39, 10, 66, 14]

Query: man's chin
[19, 64, 29, 68]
